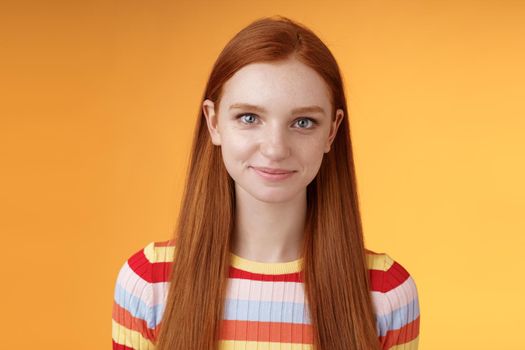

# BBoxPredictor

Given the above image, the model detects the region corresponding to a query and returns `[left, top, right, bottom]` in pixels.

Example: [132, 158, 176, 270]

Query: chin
[234, 179, 304, 203]
[252, 188, 302, 203]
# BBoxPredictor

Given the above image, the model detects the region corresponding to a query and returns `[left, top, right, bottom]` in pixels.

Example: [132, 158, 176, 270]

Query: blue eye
[296, 118, 316, 129]
[236, 113, 318, 129]
[238, 113, 258, 124]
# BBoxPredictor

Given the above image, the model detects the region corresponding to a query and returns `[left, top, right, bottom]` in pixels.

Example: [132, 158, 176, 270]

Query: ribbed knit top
[112, 240, 420, 350]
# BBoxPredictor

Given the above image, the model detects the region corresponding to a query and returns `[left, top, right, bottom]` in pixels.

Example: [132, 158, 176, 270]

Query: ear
[325, 108, 344, 153]
[202, 99, 221, 146]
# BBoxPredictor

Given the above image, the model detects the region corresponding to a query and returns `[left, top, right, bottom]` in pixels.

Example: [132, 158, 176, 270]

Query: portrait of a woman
[112, 15, 420, 350]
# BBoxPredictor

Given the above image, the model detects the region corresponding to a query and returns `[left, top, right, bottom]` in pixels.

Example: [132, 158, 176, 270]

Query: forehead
[219, 59, 332, 112]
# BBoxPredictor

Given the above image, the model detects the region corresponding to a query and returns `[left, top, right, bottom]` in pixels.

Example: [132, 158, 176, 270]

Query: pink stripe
[383, 276, 418, 308]
[117, 262, 168, 307]
[372, 276, 418, 316]
[226, 278, 306, 303]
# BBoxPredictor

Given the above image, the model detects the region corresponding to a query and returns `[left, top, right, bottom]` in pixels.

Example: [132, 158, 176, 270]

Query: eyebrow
[228, 103, 326, 115]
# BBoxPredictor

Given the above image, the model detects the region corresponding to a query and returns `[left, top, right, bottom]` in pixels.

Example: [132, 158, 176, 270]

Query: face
[202, 57, 344, 203]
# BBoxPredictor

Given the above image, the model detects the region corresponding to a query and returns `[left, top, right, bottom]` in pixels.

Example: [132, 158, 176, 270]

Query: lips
[251, 166, 294, 174]
[250, 166, 296, 181]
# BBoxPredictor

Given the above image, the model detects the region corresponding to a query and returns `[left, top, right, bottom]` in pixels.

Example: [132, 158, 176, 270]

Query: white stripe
[117, 262, 169, 307]
[226, 278, 306, 303]
[372, 276, 419, 316]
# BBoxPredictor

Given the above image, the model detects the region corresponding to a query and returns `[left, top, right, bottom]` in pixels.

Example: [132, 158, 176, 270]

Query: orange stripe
[379, 315, 420, 348]
[219, 319, 314, 344]
[112, 301, 156, 341]
[154, 239, 175, 247]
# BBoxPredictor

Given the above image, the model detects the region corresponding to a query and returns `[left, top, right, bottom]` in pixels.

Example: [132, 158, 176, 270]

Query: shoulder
[366, 250, 420, 349]
[365, 250, 416, 293]
[133, 239, 176, 280]
[111, 239, 175, 349]
[115, 239, 175, 285]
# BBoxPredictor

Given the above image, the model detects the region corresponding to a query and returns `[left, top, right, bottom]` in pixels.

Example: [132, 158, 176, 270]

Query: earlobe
[202, 99, 221, 146]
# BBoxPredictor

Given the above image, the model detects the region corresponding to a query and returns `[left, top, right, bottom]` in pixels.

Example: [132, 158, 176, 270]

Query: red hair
[155, 15, 380, 350]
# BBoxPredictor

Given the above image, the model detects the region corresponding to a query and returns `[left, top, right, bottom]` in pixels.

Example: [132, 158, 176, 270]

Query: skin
[202, 57, 344, 263]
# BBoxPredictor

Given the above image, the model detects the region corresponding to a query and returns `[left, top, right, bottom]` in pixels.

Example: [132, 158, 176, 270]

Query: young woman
[112, 15, 420, 350]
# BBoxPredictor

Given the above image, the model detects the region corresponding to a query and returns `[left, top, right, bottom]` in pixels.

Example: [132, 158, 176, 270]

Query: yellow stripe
[218, 340, 313, 349]
[112, 319, 156, 350]
[229, 252, 304, 274]
[366, 252, 394, 271]
[389, 335, 419, 350]
[144, 242, 175, 263]
[146, 240, 393, 273]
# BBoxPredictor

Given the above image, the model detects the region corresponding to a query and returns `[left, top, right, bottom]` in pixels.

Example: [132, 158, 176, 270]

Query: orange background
[1, 0, 524, 349]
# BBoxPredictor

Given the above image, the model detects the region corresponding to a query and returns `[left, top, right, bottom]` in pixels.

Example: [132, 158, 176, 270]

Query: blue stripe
[375, 296, 420, 336]
[223, 298, 311, 324]
[114, 282, 159, 329]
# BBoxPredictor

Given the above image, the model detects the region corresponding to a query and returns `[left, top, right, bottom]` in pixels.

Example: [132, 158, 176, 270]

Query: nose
[259, 125, 291, 160]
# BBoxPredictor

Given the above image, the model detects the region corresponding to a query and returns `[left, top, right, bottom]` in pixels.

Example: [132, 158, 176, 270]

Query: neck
[231, 184, 306, 263]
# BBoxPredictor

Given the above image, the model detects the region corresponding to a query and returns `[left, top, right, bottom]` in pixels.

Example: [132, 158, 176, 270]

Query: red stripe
[369, 269, 385, 292]
[369, 261, 411, 293]
[127, 248, 172, 283]
[219, 319, 313, 343]
[128, 241, 408, 295]
[229, 266, 304, 282]
[151, 261, 172, 283]
[384, 261, 410, 290]
[378, 315, 420, 348]
[112, 302, 155, 341]
[112, 339, 136, 350]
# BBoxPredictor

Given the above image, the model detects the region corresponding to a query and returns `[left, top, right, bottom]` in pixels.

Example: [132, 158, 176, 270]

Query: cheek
[298, 137, 326, 155]
[220, 134, 254, 164]
[296, 139, 326, 170]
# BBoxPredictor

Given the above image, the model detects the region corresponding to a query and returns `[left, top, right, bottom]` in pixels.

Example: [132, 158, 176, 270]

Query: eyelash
[235, 113, 319, 129]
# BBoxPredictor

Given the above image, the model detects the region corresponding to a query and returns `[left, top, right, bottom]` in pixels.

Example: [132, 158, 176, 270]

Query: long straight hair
[155, 15, 380, 350]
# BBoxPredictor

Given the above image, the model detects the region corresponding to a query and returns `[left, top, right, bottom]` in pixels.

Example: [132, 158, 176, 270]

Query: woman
[112, 15, 420, 350]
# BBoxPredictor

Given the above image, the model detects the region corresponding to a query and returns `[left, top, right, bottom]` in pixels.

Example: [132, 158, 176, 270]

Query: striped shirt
[112, 240, 420, 349]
